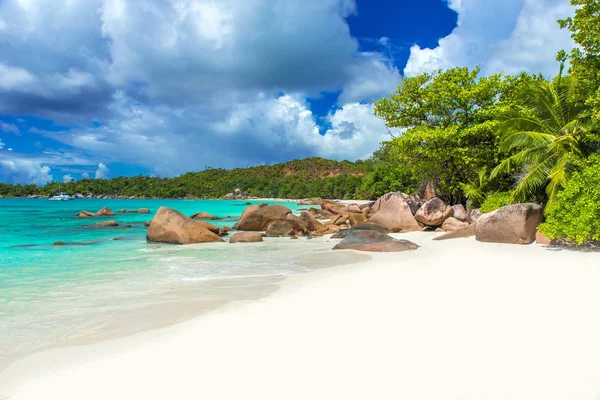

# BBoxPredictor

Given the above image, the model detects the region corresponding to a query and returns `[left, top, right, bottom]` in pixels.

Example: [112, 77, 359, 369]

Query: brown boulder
[144, 220, 152, 227]
[475, 203, 544, 245]
[92, 220, 119, 227]
[451, 205, 468, 222]
[415, 198, 453, 227]
[285, 213, 311, 234]
[441, 217, 469, 232]
[190, 212, 221, 220]
[433, 224, 476, 241]
[96, 207, 116, 217]
[369, 192, 421, 232]
[235, 204, 292, 231]
[333, 230, 419, 253]
[229, 232, 264, 243]
[147, 207, 225, 245]
[420, 181, 438, 201]
[321, 201, 345, 215]
[299, 212, 326, 232]
[266, 220, 297, 237]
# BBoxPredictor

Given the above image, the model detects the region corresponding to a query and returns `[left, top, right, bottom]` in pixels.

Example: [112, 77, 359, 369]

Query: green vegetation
[491, 75, 599, 204]
[480, 192, 514, 214]
[539, 154, 600, 244]
[0, 158, 374, 200]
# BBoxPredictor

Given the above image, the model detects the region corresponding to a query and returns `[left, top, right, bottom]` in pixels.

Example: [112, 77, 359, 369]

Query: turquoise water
[0, 199, 362, 365]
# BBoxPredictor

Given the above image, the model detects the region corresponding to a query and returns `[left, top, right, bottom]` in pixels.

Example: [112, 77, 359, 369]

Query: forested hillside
[0, 157, 398, 200]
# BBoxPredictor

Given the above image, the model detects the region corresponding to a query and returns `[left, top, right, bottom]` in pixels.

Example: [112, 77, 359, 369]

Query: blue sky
[0, 0, 574, 184]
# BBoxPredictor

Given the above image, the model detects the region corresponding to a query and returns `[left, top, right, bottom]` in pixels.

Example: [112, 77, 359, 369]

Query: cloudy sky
[0, 0, 574, 184]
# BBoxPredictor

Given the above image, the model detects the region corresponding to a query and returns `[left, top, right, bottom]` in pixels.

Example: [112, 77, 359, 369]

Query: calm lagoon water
[0, 198, 364, 366]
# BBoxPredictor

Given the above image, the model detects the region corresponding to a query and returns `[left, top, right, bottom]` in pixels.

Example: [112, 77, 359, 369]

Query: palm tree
[491, 74, 598, 204]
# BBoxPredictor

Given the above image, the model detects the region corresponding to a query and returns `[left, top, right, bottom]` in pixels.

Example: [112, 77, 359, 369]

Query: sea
[0, 198, 366, 367]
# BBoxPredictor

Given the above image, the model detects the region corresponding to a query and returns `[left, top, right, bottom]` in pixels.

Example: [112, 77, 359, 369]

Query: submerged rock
[77, 211, 95, 218]
[333, 230, 419, 253]
[147, 207, 225, 245]
[119, 208, 150, 214]
[92, 220, 119, 227]
[229, 232, 264, 243]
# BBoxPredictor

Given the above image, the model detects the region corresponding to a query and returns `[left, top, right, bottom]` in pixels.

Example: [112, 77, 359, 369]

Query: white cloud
[0, 121, 20, 135]
[62, 174, 74, 182]
[0, 160, 52, 185]
[7, 148, 13, 151]
[95, 163, 109, 179]
[0, 138, 4, 149]
[82, 172, 90, 179]
[405, 0, 573, 78]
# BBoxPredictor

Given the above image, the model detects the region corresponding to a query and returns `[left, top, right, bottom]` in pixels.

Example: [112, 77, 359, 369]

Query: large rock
[234, 204, 292, 231]
[297, 198, 322, 206]
[230, 232, 264, 243]
[332, 230, 419, 252]
[420, 181, 438, 201]
[92, 220, 119, 227]
[415, 198, 453, 227]
[369, 192, 422, 232]
[441, 217, 469, 232]
[147, 207, 225, 245]
[190, 212, 221, 221]
[475, 203, 544, 244]
[433, 224, 476, 241]
[372, 193, 421, 216]
[96, 207, 116, 217]
[299, 212, 326, 232]
[77, 211, 95, 218]
[331, 224, 389, 239]
[451, 205, 468, 222]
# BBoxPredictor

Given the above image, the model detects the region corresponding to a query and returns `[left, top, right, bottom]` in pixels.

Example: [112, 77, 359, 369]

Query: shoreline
[3, 233, 600, 399]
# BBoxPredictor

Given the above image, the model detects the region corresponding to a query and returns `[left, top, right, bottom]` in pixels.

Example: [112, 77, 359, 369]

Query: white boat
[48, 184, 75, 201]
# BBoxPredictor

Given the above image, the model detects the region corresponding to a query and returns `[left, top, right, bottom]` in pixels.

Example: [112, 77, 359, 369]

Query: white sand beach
[2, 233, 600, 400]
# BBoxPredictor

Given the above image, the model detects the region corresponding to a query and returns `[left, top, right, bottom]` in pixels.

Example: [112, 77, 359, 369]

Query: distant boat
[48, 183, 75, 201]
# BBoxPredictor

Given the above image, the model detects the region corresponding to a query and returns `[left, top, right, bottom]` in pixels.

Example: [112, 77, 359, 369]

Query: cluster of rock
[77, 207, 149, 218]
[140, 190, 548, 251]
[223, 188, 250, 200]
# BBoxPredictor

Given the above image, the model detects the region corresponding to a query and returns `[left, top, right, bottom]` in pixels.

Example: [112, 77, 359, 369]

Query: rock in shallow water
[332, 230, 419, 253]
[147, 207, 224, 245]
[229, 232, 263, 243]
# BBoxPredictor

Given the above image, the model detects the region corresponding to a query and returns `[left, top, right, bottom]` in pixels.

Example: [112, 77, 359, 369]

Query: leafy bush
[480, 191, 514, 213]
[538, 154, 600, 245]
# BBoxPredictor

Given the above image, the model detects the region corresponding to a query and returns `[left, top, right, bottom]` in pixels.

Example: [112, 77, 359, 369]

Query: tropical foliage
[539, 154, 600, 244]
[491, 75, 599, 204]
